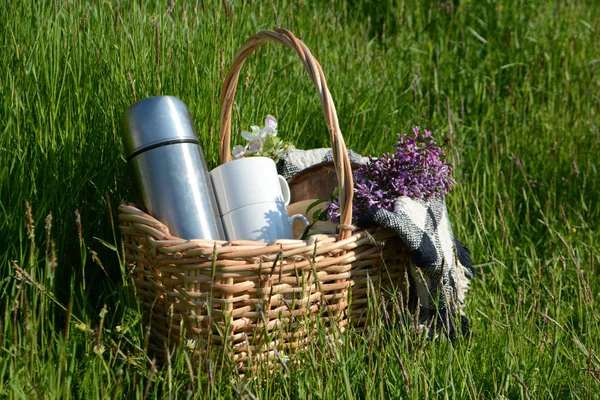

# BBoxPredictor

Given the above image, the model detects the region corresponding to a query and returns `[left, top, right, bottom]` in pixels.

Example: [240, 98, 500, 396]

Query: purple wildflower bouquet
[327, 127, 455, 223]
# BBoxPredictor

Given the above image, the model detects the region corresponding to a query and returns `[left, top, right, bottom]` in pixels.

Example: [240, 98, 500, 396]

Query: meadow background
[1, 0, 600, 398]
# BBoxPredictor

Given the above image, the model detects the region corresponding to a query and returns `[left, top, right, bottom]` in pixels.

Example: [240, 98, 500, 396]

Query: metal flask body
[122, 96, 225, 240]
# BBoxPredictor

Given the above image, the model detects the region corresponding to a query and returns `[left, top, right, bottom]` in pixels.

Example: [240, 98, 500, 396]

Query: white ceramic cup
[221, 202, 309, 242]
[210, 157, 308, 241]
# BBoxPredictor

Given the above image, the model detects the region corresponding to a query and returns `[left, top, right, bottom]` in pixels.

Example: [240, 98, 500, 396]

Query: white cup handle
[289, 213, 310, 229]
[278, 175, 291, 206]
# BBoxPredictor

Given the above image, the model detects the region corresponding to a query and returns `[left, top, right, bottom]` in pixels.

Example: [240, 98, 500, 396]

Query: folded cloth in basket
[277, 149, 475, 340]
[277, 148, 369, 178]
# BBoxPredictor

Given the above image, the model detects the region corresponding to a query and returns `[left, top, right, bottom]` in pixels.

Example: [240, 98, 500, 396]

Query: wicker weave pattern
[118, 29, 412, 372]
[119, 203, 410, 370]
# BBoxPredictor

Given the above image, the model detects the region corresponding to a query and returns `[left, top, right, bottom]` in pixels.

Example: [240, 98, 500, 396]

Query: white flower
[240, 115, 278, 142]
[241, 125, 266, 142]
[232, 115, 288, 161]
[232, 145, 246, 159]
[93, 344, 105, 356]
[276, 350, 289, 364]
[186, 339, 197, 350]
[264, 115, 277, 135]
[248, 140, 262, 152]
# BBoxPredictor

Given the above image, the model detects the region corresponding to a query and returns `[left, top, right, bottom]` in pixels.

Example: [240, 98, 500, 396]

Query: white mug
[210, 157, 308, 241]
[221, 202, 309, 242]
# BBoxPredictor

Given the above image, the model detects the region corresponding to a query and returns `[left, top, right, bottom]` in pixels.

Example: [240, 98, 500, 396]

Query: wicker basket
[118, 28, 412, 373]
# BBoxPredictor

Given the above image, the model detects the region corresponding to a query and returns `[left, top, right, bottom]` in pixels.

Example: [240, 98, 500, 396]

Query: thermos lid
[121, 96, 199, 160]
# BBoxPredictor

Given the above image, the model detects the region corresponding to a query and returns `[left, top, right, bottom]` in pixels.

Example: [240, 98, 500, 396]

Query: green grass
[2, 0, 600, 398]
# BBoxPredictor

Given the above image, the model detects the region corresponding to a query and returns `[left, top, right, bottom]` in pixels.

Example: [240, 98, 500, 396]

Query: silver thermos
[121, 96, 225, 240]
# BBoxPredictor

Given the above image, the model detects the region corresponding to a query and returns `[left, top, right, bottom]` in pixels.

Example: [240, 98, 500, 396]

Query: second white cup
[210, 157, 307, 242]
[221, 202, 309, 242]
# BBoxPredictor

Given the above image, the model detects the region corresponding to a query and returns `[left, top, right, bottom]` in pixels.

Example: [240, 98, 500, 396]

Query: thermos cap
[121, 96, 199, 159]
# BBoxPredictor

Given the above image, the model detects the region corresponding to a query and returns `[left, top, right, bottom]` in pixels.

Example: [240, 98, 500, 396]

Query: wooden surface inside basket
[287, 161, 363, 203]
[119, 28, 413, 374]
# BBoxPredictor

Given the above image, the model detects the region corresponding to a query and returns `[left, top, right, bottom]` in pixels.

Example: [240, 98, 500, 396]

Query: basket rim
[118, 201, 395, 253]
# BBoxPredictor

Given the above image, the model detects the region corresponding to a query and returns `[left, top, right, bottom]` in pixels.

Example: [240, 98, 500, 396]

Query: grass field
[2, 0, 600, 398]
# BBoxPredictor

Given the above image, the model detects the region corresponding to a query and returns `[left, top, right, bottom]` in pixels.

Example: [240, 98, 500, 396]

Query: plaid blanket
[278, 149, 475, 340]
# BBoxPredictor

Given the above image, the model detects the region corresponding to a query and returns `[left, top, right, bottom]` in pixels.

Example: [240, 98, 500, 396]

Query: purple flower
[327, 127, 455, 224]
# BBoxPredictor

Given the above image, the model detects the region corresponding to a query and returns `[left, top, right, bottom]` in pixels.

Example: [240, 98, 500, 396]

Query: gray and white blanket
[277, 149, 475, 340]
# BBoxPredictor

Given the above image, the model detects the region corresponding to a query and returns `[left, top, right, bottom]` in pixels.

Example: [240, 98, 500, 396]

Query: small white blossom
[186, 339, 197, 350]
[93, 344, 105, 356]
[232, 145, 247, 159]
[241, 125, 265, 142]
[248, 140, 262, 152]
[264, 114, 277, 134]
[276, 351, 290, 364]
[232, 115, 292, 162]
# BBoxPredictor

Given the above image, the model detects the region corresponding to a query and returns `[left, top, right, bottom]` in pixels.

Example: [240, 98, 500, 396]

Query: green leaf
[93, 237, 117, 252]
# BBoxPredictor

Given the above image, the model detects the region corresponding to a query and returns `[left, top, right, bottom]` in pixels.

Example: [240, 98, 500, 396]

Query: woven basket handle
[219, 28, 354, 240]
